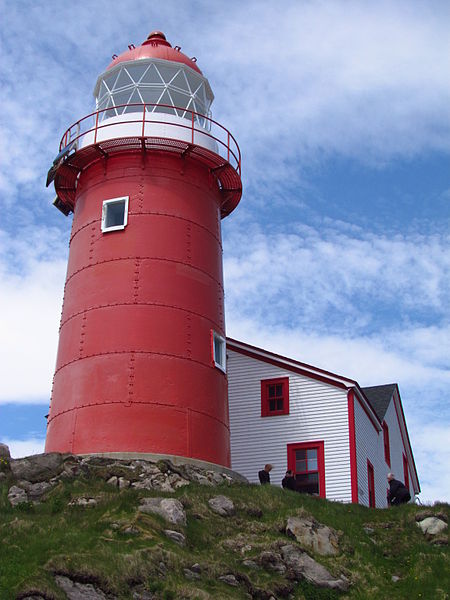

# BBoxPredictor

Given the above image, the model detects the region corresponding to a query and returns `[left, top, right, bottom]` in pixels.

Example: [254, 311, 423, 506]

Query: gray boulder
[164, 529, 186, 545]
[8, 485, 28, 506]
[10, 453, 68, 483]
[26, 481, 53, 501]
[0, 442, 11, 459]
[138, 497, 186, 525]
[259, 550, 286, 574]
[219, 574, 239, 587]
[208, 495, 235, 517]
[416, 517, 448, 536]
[54, 575, 110, 599]
[286, 516, 339, 556]
[281, 544, 349, 591]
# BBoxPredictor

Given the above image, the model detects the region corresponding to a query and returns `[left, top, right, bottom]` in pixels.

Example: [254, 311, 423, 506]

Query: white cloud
[408, 421, 450, 504]
[0, 229, 67, 403]
[3, 437, 46, 459]
[224, 222, 450, 335]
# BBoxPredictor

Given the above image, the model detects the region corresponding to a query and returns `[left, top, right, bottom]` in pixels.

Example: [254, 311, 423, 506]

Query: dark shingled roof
[361, 384, 397, 421]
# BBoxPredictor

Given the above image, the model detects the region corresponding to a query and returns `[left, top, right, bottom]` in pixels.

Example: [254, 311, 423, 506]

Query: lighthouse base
[78, 451, 247, 481]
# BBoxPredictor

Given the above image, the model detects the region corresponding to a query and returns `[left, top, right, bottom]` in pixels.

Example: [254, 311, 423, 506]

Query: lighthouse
[45, 31, 242, 468]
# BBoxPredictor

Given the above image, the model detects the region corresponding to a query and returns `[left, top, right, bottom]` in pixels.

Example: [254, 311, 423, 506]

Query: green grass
[0, 476, 448, 599]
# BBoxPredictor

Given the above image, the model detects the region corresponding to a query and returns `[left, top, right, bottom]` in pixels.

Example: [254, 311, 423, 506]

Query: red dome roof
[106, 31, 202, 74]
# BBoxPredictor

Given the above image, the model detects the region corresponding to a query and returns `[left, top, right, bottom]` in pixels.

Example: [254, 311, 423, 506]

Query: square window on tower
[101, 196, 129, 232]
[212, 331, 226, 372]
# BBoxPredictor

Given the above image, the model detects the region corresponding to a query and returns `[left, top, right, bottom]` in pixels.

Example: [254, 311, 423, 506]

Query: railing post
[191, 111, 194, 145]
[141, 103, 146, 138]
[227, 131, 230, 163]
[94, 111, 99, 145]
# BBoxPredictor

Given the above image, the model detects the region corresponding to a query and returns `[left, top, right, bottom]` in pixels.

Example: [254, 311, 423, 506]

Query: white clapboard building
[227, 338, 419, 508]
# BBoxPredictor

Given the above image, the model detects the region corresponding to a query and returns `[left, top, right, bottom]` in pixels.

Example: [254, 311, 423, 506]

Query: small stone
[392, 575, 401, 582]
[27, 481, 53, 501]
[123, 525, 139, 534]
[69, 497, 97, 508]
[364, 526, 375, 535]
[259, 550, 286, 574]
[54, 574, 108, 599]
[107, 476, 118, 487]
[281, 544, 349, 591]
[197, 474, 214, 486]
[286, 516, 339, 556]
[208, 495, 235, 517]
[118, 477, 130, 489]
[219, 574, 239, 587]
[416, 517, 448, 536]
[158, 562, 167, 575]
[164, 529, 186, 545]
[184, 568, 200, 580]
[190, 563, 202, 573]
[242, 559, 259, 569]
[8, 485, 28, 506]
[139, 497, 186, 525]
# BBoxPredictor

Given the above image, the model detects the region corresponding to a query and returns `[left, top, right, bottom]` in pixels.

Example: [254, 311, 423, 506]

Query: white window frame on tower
[212, 331, 226, 373]
[101, 196, 129, 233]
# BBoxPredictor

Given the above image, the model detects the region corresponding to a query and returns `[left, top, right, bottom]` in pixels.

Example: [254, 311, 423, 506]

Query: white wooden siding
[354, 398, 387, 507]
[227, 349, 352, 503]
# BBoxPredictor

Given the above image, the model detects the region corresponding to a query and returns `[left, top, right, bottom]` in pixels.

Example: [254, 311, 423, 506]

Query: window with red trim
[287, 441, 325, 497]
[367, 460, 375, 508]
[382, 422, 391, 467]
[261, 377, 289, 417]
[403, 454, 410, 490]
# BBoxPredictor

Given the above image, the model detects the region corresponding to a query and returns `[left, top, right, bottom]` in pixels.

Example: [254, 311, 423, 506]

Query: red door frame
[403, 453, 410, 490]
[287, 441, 326, 498]
[367, 459, 376, 508]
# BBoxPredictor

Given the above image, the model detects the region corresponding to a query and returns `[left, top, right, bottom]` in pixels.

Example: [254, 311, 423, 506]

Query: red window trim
[261, 377, 289, 417]
[287, 441, 326, 498]
[382, 421, 391, 467]
[367, 459, 376, 508]
[403, 453, 410, 490]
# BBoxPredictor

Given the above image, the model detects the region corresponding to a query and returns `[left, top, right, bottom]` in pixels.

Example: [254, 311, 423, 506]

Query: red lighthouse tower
[45, 31, 242, 467]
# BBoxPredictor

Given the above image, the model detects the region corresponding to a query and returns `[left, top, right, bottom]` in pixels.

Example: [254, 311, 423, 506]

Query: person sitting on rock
[281, 469, 296, 491]
[387, 473, 411, 505]
[258, 464, 273, 485]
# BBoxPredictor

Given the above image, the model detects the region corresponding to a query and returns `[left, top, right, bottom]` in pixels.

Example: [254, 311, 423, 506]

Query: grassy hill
[0, 462, 448, 600]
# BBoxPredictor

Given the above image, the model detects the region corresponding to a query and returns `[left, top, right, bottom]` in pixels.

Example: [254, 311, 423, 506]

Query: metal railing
[59, 103, 241, 175]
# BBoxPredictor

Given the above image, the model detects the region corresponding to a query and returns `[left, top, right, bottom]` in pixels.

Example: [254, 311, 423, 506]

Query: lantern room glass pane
[169, 89, 191, 112]
[112, 90, 134, 113]
[170, 70, 190, 92]
[156, 63, 177, 83]
[141, 88, 166, 109]
[124, 64, 147, 84]
[113, 69, 133, 90]
[141, 64, 164, 85]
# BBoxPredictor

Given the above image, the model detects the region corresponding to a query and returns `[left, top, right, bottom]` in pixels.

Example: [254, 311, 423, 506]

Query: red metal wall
[45, 151, 230, 467]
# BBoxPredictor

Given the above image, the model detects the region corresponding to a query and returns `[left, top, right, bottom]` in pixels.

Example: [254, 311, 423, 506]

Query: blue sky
[1, 0, 449, 503]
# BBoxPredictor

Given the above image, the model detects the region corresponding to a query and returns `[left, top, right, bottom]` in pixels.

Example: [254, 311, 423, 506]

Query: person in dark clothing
[282, 469, 296, 491]
[387, 473, 411, 505]
[258, 464, 273, 485]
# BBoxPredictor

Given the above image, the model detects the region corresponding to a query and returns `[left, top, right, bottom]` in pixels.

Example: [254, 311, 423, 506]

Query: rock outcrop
[5, 451, 245, 507]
